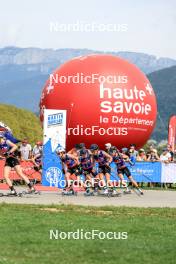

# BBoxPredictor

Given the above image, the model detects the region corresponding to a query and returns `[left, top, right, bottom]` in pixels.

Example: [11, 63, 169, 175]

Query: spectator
[19, 139, 32, 160]
[129, 144, 138, 159]
[160, 148, 172, 163]
[146, 145, 158, 159]
[32, 141, 43, 157]
[137, 149, 147, 161]
[167, 144, 174, 161]
[147, 149, 160, 162]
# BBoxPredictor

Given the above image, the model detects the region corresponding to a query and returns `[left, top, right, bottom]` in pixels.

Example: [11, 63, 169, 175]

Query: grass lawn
[0, 204, 176, 264]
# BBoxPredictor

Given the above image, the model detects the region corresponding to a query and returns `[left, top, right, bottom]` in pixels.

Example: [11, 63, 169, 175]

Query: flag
[168, 116, 176, 151]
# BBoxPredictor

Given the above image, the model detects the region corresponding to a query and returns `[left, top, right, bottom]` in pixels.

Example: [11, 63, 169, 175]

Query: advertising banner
[161, 163, 176, 183]
[110, 162, 162, 183]
[42, 109, 67, 187]
[168, 115, 176, 152]
[128, 162, 162, 183]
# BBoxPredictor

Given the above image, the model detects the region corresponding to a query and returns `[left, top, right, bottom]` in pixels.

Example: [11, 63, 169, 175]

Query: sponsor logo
[47, 113, 63, 127]
[45, 167, 63, 187]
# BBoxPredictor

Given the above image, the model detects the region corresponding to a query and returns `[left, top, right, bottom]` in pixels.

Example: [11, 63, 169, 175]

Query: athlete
[90, 144, 114, 194]
[68, 143, 85, 158]
[110, 147, 143, 195]
[79, 148, 99, 194]
[0, 135, 36, 195]
[57, 148, 81, 194]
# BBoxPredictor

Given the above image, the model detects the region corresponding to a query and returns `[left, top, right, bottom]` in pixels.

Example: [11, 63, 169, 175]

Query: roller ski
[84, 191, 94, 196]
[61, 189, 77, 196]
[84, 187, 95, 196]
[18, 188, 41, 197]
[123, 189, 132, 195]
[132, 187, 144, 196]
[107, 189, 122, 198]
[96, 188, 109, 197]
[0, 190, 19, 197]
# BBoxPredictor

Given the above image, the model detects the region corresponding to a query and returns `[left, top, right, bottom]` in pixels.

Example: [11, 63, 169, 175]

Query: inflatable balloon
[40, 54, 157, 150]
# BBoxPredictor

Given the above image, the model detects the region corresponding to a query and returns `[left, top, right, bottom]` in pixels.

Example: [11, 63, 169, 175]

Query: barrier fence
[42, 154, 176, 187]
[0, 159, 175, 187]
[127, 162, 176, 183]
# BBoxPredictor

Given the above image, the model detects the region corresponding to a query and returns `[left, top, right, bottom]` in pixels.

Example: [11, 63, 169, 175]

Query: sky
[0, 0, 176, 58]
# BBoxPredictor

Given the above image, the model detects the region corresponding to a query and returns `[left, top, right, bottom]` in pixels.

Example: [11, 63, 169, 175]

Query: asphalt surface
[0, 187, 176, 207]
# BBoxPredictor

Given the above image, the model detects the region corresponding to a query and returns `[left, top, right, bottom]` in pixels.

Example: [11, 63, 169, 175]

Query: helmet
[105, 143, 111, 148]
[75, 143, 81, 150]
[80, 149, 87, 156]
[109, 146, 118, 154]
[90, 144, 99, 150]
[56, 147, 65, 153]
[122, 148, 128, 153]
[79, 143, 85, 149]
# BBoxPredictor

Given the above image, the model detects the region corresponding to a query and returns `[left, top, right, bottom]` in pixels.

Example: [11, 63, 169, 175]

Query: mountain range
[1, 46, 176, 74]
[0, 46, 175, 141]
[148, 66, 176, 141]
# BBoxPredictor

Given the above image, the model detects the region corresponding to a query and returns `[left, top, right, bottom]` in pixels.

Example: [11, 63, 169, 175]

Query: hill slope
[0, 104, 42, 144]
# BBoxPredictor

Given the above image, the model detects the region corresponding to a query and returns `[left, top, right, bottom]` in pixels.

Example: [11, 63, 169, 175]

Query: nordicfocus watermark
[48, 75, 153, 117]
[50, 229, 128, 240]
[68, 125, 127, 136]
[48, 179, 128, 189]
[49, 73, 128, 85]
[50, 21, 128, 33]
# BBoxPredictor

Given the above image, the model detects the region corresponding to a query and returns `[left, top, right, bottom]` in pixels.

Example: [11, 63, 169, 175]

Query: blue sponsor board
[42, 156, 163, 188]
[128, 162, 161, 182]
[81, 162, 162, 183]
[110, 162, 161, 182]
[42, 139, 65, 188]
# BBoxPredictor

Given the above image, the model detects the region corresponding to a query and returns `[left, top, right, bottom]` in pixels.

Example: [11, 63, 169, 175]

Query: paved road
[0, 188, 176, 207]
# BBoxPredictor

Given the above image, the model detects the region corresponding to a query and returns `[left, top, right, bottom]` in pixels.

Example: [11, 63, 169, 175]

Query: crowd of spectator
[19, 139, 43, 161]
[136, 144, 175, 163]
[121, 143, 176, 188]
[18, 140, 176, 164]
[105, 143, 176, 163]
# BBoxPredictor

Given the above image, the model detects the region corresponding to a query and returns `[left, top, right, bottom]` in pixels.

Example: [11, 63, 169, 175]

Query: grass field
[0, 204, 176, 264]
